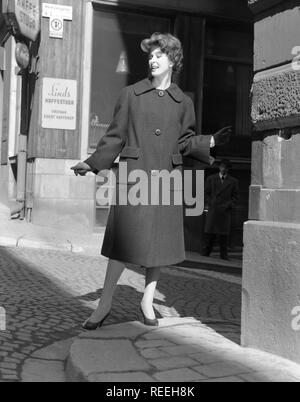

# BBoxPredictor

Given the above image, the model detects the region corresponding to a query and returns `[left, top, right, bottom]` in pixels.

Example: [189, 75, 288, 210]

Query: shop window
[90, 8, 171, 227]
[202, 24, 253, 157]
[89, 8, 170, 150]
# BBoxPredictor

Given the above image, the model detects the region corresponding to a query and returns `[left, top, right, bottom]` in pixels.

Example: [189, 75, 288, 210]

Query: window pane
[202, 60, 252, 143]
[89, 10, 171, 149]
[205, 27, 253, 61]
[202, 60, 237, 134]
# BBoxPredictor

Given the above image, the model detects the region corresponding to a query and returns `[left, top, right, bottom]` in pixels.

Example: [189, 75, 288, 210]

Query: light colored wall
[30, 158, 96, 232]
[242, 0, 300, 364]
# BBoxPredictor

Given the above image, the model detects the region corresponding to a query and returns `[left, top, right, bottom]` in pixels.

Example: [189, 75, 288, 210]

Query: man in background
[203, 159, 239, 260]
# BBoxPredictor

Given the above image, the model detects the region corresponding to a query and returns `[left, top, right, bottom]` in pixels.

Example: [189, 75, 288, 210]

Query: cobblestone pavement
[0, 246, 241, 382]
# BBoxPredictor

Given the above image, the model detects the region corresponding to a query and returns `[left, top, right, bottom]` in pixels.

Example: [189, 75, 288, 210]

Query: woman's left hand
[71, 162, 92, 176]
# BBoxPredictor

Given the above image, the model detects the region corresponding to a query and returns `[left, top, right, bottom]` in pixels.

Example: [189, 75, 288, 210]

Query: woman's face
[148, 47, 173, 78]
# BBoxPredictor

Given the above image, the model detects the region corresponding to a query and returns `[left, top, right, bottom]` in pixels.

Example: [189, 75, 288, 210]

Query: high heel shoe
[82, 311, 111, 331]
[140, 306, 158, 327]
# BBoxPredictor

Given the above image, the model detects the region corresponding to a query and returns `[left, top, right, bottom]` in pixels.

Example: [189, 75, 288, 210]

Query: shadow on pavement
[123, 264, 242, 345]
[80, 263, 242, 345]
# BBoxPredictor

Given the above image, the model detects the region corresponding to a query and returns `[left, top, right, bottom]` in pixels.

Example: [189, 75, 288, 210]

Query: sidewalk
[0, 202, 241, 272]
[0, 202, 103, 256]
[21, 317, 300, 382]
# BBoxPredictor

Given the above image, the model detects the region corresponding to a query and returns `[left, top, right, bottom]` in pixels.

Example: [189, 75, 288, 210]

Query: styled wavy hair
[140, 32, 183, 73]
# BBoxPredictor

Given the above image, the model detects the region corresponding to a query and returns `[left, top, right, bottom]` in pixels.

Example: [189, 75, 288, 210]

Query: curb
[0, 234, 104, 257]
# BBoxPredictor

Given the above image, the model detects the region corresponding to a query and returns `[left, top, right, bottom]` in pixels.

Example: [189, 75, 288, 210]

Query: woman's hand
[71, 162, 92, 176]
[212, 126, 232, 146]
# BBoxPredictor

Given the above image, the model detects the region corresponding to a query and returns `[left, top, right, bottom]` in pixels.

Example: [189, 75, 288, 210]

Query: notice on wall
[42, 78, 77, 130]
[42, 3, 73, 39]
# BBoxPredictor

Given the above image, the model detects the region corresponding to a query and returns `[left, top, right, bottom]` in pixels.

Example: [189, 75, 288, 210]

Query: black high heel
[140, 306, 158, 327]
[82, 311, 111, 331]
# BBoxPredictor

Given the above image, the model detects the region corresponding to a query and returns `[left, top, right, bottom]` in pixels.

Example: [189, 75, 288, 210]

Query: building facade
[242, 0, 300, 364]
[0, 0, 253, 251]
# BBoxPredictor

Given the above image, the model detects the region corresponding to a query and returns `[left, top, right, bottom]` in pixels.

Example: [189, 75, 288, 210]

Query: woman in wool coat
[71, 32, 231, 330]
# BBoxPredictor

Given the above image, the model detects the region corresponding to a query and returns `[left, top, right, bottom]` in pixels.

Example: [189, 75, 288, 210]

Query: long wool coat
[204, 173, 239, 235]
[85, 78, 212, 267]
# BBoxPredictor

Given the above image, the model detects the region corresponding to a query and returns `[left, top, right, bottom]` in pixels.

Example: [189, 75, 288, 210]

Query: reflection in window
[89, 9, 170, 150]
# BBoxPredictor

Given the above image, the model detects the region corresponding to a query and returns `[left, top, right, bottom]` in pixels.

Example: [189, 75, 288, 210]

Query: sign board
[42, 3, 73, 20]
[42, 78, 77, 130]
[5, 0, 40, 41]
[42, 3, 72, 39]
[49, 17, 64, 39]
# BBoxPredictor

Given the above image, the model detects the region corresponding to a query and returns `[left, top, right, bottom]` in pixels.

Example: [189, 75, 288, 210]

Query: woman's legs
[141, 267, 161, 319]
[89, 259, 125, 322]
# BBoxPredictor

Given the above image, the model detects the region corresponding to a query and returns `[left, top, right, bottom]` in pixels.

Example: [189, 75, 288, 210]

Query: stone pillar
[242, 0, 300, 363]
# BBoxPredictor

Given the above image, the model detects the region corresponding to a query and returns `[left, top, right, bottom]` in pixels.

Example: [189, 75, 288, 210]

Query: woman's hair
[140, 32, 183, 73]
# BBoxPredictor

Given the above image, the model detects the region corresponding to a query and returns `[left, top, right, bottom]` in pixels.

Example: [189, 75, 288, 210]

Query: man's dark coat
[86, 78, 212, 267]
[204, 173, 239, 235]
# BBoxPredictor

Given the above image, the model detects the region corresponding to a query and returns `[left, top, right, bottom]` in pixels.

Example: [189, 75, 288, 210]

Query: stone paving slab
[65, 318, 300, 382]
[88, 372, 155, 382]
[153, 368, 206, 382]
[30, 339, 75, 361]
[200, 376, 245, 382]
[67, 339, 152, 382]
[21, 359, 65, 382]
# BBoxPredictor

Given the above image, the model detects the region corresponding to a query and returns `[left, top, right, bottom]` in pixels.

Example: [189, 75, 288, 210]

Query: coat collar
[133, 78, 184, 103]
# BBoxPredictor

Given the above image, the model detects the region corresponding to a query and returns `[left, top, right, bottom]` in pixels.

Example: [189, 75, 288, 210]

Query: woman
[71, 33, 231, 330]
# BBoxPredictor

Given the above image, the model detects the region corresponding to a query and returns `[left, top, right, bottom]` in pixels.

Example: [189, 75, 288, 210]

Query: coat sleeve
[84, 88, 128, 173]
[178, 96, 213, 165]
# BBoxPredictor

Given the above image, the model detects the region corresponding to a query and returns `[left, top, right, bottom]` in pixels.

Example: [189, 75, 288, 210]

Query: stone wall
[242, 0, 300, 364]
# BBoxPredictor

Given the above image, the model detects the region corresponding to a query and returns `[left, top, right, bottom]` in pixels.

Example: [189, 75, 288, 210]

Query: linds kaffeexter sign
[3, 0, 40, 41]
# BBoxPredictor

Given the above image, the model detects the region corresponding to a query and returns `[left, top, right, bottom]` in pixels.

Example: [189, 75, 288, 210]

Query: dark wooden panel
[28, 0, 84, 159]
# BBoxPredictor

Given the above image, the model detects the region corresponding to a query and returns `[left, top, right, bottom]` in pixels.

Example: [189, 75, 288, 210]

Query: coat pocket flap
[172, 154, 183, 165]
[120, 146, 140, 159]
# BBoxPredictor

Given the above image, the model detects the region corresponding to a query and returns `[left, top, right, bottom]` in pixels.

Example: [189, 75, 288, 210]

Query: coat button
[155, 129, 162, 136]
[158, 90, 164, 97]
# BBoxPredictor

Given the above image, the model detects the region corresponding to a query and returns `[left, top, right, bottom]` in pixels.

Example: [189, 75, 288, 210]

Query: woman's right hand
[71, 162, 92, 176]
